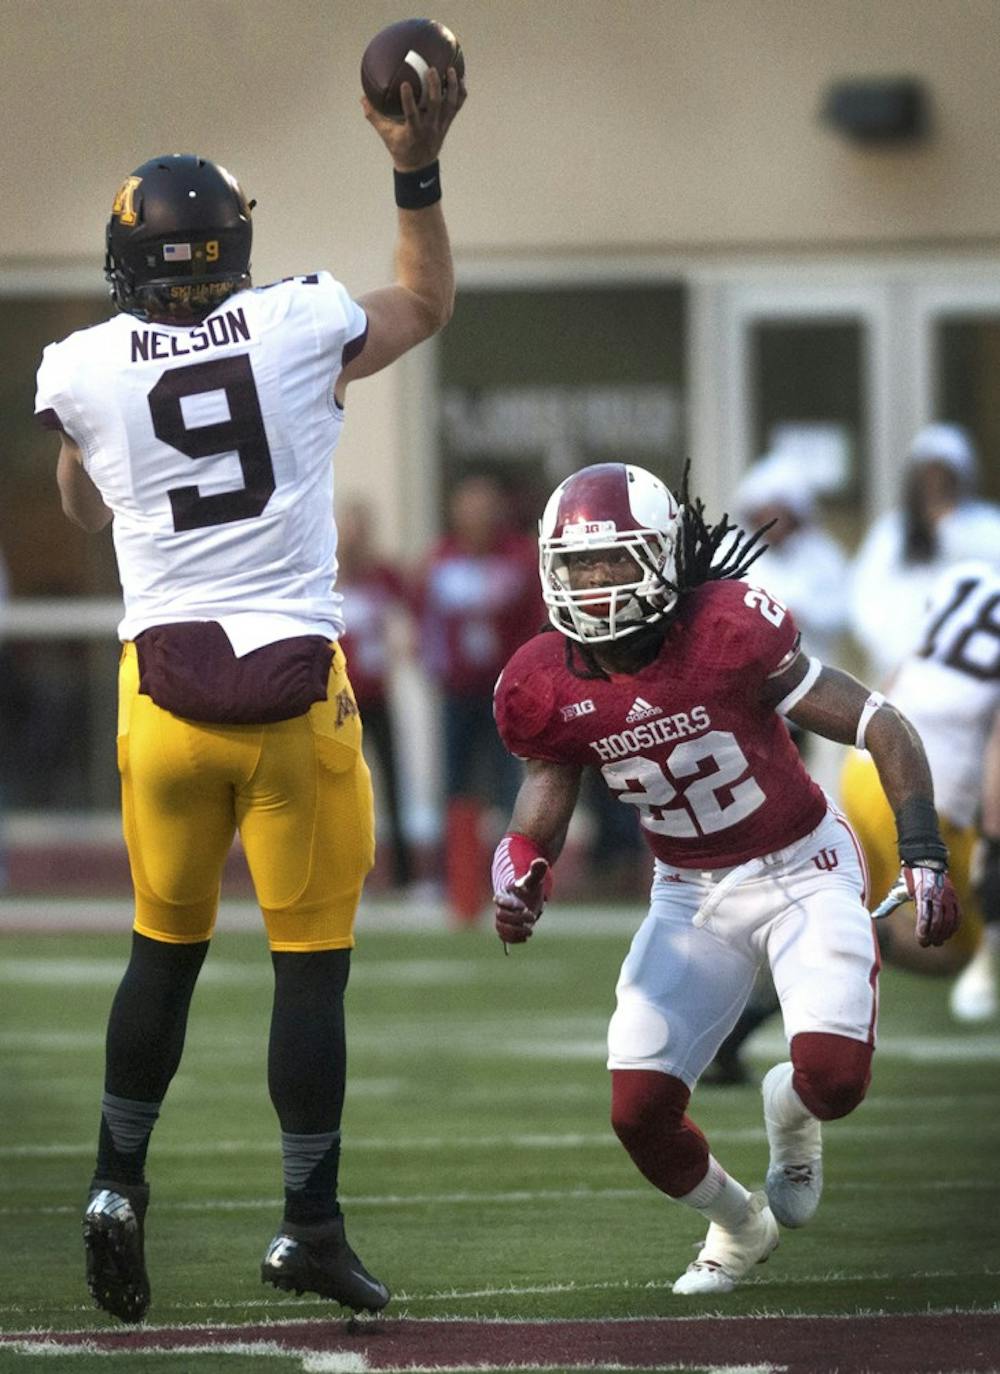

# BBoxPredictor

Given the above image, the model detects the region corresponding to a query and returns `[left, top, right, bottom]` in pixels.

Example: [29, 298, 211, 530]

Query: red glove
[903, 864, 962, 947]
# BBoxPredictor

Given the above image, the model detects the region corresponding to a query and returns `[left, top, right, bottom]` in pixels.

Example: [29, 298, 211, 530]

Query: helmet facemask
[541, 522, 679, 643]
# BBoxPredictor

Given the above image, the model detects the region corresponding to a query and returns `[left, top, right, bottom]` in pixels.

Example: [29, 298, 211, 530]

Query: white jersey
[848, 501, 1000, 680]
[34, 273, 367, 654]
[888, 562, 1000, 827]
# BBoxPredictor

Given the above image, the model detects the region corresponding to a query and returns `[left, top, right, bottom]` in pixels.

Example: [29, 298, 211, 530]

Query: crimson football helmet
[539, 463, 681, 643]
[105, 154, 254, 320]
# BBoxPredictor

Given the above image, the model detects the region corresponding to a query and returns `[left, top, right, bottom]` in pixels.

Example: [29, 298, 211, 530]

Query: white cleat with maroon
[671, 1192, 779, 1295]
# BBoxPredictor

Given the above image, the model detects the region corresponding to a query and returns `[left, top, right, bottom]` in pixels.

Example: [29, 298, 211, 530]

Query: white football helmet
[539, 463, 681, 643]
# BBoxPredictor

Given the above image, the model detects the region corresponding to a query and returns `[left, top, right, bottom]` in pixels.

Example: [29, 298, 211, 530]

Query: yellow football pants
[839, 748, 981, 961]
[117, 640, 375, 951]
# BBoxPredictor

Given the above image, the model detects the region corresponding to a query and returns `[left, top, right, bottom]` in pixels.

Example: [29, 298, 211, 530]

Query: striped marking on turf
[0, 1113, 990, 1161]
[0, 897, 640, 937]
[3, 1024, 1000, 1063]
[8, 1342, 369, 1369]
[0, 957, 527, 989]
[6, 1345, 784, 1374]
[1, 1270, 997, 1318]
[2, 1177, 998, 1224]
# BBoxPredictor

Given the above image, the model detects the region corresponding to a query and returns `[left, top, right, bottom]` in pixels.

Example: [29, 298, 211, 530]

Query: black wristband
[895, 796, 948, 869]
[394, 161, 441, 210]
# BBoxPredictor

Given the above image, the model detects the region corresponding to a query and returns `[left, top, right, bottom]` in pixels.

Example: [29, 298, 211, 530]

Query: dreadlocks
[561, 461, 773, 680]
[672, 461, 772, 594]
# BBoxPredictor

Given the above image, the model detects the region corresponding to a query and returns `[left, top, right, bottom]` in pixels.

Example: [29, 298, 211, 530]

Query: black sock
[268, 949, 350, 1225]
[93, 932, 209, 1186]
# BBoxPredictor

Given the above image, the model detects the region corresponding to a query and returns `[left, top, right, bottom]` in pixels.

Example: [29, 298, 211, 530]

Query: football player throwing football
[35, 65, 465, 1323]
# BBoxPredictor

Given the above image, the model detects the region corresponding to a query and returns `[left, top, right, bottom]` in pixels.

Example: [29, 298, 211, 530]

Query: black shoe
[261, 1214, 390, 1313]
[83, 1181, 150, 1323]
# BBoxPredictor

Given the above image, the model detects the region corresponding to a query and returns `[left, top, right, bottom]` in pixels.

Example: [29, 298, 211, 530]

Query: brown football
[361, 18, 464, 120]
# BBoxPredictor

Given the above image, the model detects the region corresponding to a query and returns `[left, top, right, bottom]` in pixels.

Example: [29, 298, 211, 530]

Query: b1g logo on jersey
[561, 699, 595, 721]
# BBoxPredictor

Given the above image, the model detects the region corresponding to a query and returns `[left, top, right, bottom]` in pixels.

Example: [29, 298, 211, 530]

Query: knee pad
[791, 1031, 872, 1120]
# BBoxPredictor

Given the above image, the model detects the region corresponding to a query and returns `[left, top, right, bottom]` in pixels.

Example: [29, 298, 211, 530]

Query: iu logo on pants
[812, 847, 839, 872]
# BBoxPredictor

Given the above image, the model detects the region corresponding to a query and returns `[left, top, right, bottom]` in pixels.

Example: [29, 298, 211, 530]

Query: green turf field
[1, 907, 998, 1372]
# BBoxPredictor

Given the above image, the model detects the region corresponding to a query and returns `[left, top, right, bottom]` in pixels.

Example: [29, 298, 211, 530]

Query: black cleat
[261, 1214, 390, 1313]
[83, 1181, 150, 1323]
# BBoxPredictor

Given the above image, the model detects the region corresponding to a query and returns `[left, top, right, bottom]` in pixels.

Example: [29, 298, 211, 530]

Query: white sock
[677, 1156, 752, 1230]
[764, 1060, 822, 1163]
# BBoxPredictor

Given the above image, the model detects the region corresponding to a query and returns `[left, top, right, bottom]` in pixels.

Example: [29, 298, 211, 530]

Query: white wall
[5, 0, 1000, 542]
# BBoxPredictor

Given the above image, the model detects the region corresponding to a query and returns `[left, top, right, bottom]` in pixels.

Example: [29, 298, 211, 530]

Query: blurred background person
[708, 557, 1000, 1088]
[337, 498, 413, 890]
[734, 452, 850, 667]
[849, 424, 1000, 684]
[841, 559, 1000, 1022]
[0, 542, 9, 890]
[416, 473, 543, 921]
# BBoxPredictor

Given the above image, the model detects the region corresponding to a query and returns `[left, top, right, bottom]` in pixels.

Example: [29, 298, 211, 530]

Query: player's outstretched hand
[494, 858, 549, 945]
[363, 66, 466, 172]
[904, 864, 962, 946]
[875, 864, 962, 946]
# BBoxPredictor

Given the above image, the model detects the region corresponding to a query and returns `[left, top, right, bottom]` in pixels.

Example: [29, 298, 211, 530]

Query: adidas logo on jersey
[625, 696, 662, 723]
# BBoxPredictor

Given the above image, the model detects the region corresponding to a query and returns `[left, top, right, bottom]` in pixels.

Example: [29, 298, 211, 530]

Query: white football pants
[607, 807, 879, 1087]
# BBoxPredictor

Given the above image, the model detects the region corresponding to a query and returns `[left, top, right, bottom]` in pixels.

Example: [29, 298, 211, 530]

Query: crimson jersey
[494, 579, 827, 869]
[417, 531, 543, 696]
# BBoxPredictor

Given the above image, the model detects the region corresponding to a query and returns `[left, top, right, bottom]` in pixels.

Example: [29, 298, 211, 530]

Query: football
[360, 18, 464, 120]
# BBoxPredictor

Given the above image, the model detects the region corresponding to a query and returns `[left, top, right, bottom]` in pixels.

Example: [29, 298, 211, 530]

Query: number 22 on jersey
[602, 729, 766, 838]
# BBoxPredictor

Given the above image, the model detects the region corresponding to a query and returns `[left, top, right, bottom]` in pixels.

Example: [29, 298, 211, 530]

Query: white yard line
[5, 1027, 1000, 1063]
[0, 898, 639, 937]
[1, 1301, 995, 1326]
[9, 1341, 369, 1368]
[0, 1114, 992, 1164]
[0, 957, 547, 989]
[1, 1176, 997, 1222]
[7, 1343, 784, 1374]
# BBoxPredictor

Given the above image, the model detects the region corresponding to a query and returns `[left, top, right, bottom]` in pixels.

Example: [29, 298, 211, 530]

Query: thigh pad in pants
[118, 641, 375, 950]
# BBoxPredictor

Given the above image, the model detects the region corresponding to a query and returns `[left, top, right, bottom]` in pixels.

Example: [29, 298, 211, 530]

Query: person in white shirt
[734, 453, 849, 666]
[841, 561, 1000, 1020]
[706, 560, 999, 1089]
[849, 424, 1000, 683]
[34, 67, 465, 1324]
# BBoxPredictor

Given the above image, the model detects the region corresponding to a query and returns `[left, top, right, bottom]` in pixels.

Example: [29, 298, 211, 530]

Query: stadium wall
[3, 0, 1000, 541]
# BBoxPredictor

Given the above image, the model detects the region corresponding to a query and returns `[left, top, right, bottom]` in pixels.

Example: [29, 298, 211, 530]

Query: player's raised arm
[767, 656, 961, 947]
[336, 67, 466, 403]
[491, 759, 581, 945]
